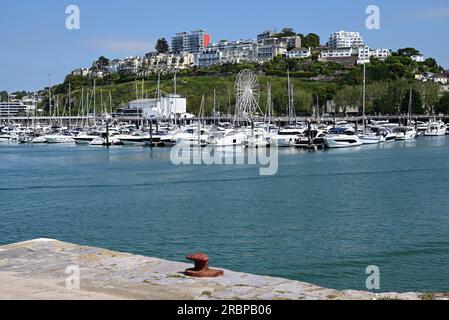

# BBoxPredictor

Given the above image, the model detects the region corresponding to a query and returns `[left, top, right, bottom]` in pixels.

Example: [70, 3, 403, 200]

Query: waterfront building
[0, 99, 32, 117]
[327, 31, 364, 49]
[171, 30, 211, 54]
[123, 94, 188, 119]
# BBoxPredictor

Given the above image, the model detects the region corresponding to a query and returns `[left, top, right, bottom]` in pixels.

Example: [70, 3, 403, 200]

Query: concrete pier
[0, 239, 446, 300]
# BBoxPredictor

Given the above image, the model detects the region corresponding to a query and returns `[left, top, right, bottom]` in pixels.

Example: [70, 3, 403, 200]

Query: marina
[2, 0, 449, 303]
[2, 134, 449, 293]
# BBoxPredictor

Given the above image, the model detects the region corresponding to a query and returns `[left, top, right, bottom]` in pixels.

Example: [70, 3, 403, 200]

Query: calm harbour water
[1, 138, 449, 293]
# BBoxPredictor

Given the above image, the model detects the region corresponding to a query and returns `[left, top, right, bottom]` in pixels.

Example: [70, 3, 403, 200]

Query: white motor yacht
[424, 121, 446, 136]
[44, 132, 75, 144]
[324, 127, 362, 148]
[359, 132, 382, 145]
[0, 134, 11, 143]
[271, 128, 304, 147]
[116, 132, 159, 146]
[208, 129, 245, 147]
[394, 127, 417, 140]
[31, 136, 47, 144]
[74, 132, 101, 144]
[377, 128, 397, 142]
[243, 128, 271, 148]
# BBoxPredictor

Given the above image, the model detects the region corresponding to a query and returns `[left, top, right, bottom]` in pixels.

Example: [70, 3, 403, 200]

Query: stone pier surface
[0, 239, 445, 300]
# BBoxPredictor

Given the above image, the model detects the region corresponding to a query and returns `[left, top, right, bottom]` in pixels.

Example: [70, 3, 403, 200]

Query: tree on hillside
[92, 56, 110, 73]
[419, 82, 440, 114]
[435, 93, 449, 115]
[276, 28, 296, 38]
[397, 47, 420, 57]
[400, 88, 424, 114]
[302, 33, 320, 48]
[12, 91, 28, 100]
[293, 89, 313, 113]
[156, 38, 169, 54]
[334, 85, 361, 114]
[424, 58, 437, 69]
[0, 91, 8, 101]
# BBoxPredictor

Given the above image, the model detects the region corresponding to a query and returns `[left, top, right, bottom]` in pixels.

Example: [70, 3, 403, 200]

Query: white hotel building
[327, 31, 365, 49]
[321, 31, 391, 65]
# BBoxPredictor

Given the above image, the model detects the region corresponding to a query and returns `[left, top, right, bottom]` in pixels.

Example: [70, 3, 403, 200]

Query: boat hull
[324, 135, 362, 148]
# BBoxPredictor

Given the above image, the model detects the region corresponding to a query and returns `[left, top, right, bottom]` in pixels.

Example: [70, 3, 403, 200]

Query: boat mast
[7, 92, 10, 125]
[174, 71, 177, 95]
[362, 62, 366, 132]
[213, 89, 216, 125]
[109, 91, 113, 115]
[156, 71, 161, 127]
[408, 86, 412, 126]
[80, 87, 84, 128]
[227, 86, 232, 119]
[141, 78, 145, 128]
[287, 69, 292, 125]
[33, 91, 36, 132]
[93, 79, 96, 127]
[48, 73, 52, 127]
[267, 83, 272, 127]
[68, 83, 71, 129]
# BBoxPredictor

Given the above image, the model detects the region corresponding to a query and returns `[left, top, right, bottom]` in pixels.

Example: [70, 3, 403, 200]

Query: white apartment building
[258, 45, 288, 62]
[371, 48, 391, 60]
[357, 46, 391, 64]
[286, 47, 312, 59]
[196, 40, 258, 67]
[144, 52, 194, 71]
[108, 59, 124, 74]
[121, 56, 144, 74]
[197, 48, 222, 67]
[320, 47, 353, 59]
[327, 31, 364, 49]
[171, 30, 211, 54]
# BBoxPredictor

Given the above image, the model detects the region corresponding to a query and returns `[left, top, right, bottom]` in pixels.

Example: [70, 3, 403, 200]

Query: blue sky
[1, 0, 448, 92]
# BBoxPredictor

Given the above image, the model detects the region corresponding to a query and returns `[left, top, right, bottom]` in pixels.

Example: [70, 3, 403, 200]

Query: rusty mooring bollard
[184, 253, 224, 278]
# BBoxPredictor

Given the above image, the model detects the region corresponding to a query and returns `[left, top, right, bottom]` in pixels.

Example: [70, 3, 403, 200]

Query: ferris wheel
[235, 69, 260, 118]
